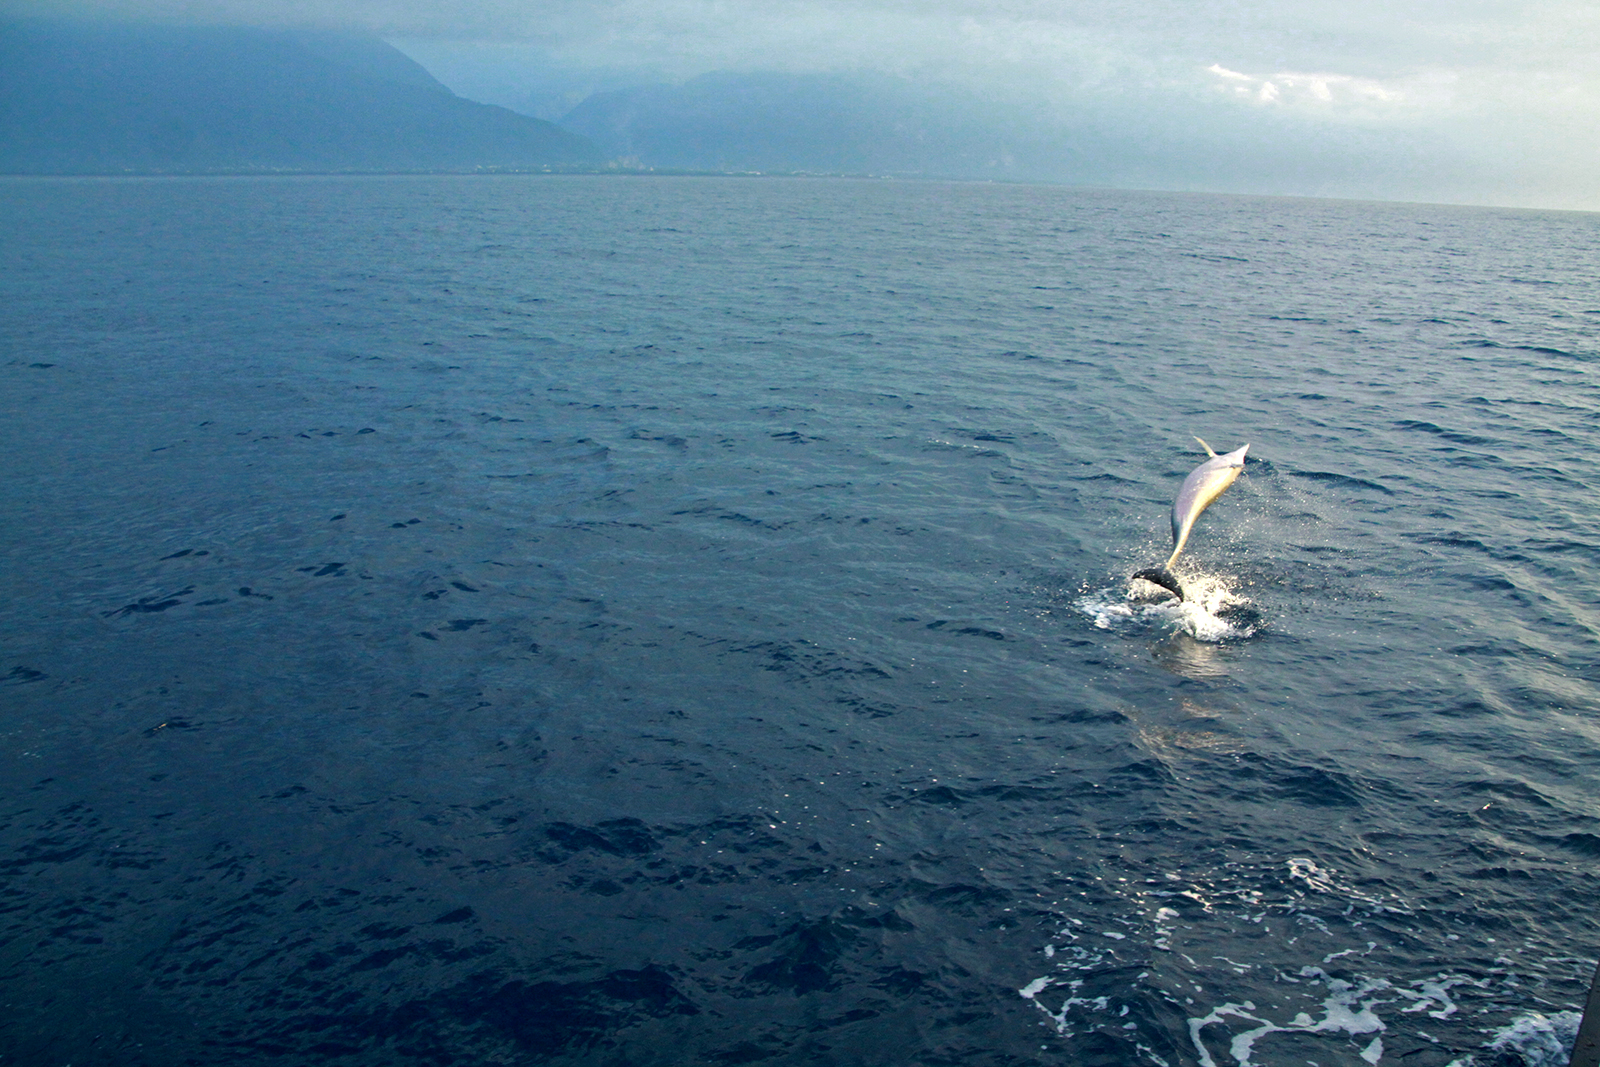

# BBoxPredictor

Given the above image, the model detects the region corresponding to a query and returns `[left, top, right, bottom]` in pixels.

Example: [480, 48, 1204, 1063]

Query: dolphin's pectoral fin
[1132, 567, 1185, 601]
[1194, 436, 1217, 457]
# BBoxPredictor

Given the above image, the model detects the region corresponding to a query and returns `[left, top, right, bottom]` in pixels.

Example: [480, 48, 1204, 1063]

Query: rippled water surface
[3, 175, 1599, 1066]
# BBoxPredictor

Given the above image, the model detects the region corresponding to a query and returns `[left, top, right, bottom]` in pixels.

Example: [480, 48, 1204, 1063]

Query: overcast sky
[14, 0, 1600, 209]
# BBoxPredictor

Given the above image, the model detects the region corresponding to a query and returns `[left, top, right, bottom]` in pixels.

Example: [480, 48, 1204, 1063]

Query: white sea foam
[1289, 856, 1414, 915]
[1480, 1011, 1582, 1065]
[1187, 974, 1388, 1067]
[1018, 856, 1578, 1066]
[1437, 1011, 1583, 1067]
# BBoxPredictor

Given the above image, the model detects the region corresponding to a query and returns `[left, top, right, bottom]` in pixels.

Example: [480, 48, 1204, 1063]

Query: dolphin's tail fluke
[1132, 566, 1185, 601]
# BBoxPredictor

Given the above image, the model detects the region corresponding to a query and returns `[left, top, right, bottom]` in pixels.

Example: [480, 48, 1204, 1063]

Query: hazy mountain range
[558, 71, 1023, 178]
[0, 21, 1049, 178]
[1, 8, 1592, 208]
[0, 19, 1466, 197]
[0, 20, 600, 173]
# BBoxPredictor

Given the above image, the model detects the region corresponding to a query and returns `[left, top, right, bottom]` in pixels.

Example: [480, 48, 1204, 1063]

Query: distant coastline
[0, 167, 919, 178]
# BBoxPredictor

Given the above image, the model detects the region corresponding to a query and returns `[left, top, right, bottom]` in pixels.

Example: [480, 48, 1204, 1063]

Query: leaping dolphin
[1132, 437, 1249, 600]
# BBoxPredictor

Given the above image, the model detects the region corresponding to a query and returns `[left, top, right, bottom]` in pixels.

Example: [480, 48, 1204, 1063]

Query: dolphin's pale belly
[1166, 443, 1249, 569]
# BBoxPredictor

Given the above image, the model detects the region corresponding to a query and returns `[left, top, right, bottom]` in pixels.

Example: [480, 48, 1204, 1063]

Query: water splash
[1076, 570, 1259, 642]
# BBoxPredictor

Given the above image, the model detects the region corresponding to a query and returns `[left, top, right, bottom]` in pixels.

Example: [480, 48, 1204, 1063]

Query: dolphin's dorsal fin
[1194, 436, 1217, 457]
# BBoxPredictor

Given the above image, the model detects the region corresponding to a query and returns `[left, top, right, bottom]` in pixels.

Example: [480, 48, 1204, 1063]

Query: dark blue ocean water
[2, 175, 1599, 1066]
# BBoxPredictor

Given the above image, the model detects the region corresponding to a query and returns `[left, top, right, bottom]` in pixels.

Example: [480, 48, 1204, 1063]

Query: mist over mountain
[558, 71, 1026, 178]
[548, 68, 1447, 197]
[0, 20, 601, 173]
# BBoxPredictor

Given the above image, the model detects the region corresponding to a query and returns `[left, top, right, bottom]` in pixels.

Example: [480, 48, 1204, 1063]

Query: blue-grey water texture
[3, 175, 1600, 1067]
